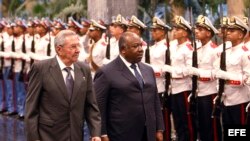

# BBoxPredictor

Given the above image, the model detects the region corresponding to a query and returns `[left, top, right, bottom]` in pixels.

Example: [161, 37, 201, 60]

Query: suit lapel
[138, 62, 150, 87]
[71, 63, 83, 103]
[116, 57, 142, 89]
[49, 58, 69, 103]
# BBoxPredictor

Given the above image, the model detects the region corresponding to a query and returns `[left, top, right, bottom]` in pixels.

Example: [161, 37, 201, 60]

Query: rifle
[105, 33, 110, 59]
[188, 7, 198, 115]
[0, 36, 4, 79]
[30, 33, 35, 67]
[19, 36, 26, 82]
[211, 18, 227, 118]
[145, 38, 150, 63]
[163, 31, 171, 109]
[8, 39, 15, 80]
[47, 28, 51, 56]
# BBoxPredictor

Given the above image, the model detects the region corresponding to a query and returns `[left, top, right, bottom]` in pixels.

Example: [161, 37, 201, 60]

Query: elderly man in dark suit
[25, 30, 101, 141]
[94, 32, 164, 141]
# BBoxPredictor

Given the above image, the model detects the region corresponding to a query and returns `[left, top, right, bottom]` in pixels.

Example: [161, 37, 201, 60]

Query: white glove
[215, 70, 231, 80]
[246, 102, 250, 112]
[187, 94, 192, 103]
[3, 52, 11, 58]
[187, 67, 200, 76]
[213, 95, 218, 104]
[162, 65, 173, 73]
[9, 52, 15, 58]
[23, 54, 31, 62]
[15, 53, 22, 59]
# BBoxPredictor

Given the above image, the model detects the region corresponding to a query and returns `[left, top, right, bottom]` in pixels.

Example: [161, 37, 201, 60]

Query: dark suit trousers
[141, 126, 148, 141]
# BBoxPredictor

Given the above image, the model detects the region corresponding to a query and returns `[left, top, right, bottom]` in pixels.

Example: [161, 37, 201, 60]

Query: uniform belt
[155, 72, 161, 77]
[198, 77, 211, 81]
[226, 80, 241, 85]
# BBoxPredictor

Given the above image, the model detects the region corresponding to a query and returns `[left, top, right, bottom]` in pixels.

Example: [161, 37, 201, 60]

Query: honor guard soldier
[51, 19, 67, 57]
[162, 16, 196, 141]
[149, 16, 171, 95]
[30, 18, 51, 61]
[87, 20, 107, 77]
[12, 19, 27, 118]
[187, 15, 222, 141]
[52, 19, 67, 36]
[214, 16, 250, 129]
[78, 18, 91, 62]
[127, 15, 148, 62]
[79, 18, 91, 54]
[148, 16, 172, 140]
[104, 14, 127, 64]
[243, 17, 250, 49]
[1, 21, 17, 116]
[0, 20, 10, 113]
[0, 21, 4, 113]
[67, 17, 83, 35]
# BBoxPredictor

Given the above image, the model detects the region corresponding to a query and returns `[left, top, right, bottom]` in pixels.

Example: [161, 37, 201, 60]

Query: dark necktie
[130, 63, 144, 89]
[64, 67, 74, 98]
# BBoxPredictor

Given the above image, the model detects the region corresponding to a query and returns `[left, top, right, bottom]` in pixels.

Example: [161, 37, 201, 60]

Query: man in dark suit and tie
[94, 32, 164, 141]
[25, 30, 101, 141]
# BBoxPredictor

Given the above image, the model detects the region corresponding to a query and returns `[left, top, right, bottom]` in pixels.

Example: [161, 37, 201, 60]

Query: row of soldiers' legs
[161, 92, 225, 141]
[0, 67, 26, 118]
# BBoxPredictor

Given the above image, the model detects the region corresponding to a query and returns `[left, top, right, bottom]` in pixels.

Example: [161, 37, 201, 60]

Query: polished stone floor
[0, 114, 90, 141]
[0, 114, 26, 141]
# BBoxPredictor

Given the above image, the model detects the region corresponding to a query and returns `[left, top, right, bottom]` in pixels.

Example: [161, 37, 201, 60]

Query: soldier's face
[7, 27, 13, 35]
[151, 28, 165, 41]
[195, 26, 210, 40]
[36, 25, 47, 35]
[27, 27, 34, 35]
[226, 28, 244, 43]
[111, 25, 124, 37]
[172, 27, 187, 40]
[127, 26, 140, 36]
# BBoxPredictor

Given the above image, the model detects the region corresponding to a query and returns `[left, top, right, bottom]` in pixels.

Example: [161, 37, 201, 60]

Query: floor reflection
[0, 114, 26, 141]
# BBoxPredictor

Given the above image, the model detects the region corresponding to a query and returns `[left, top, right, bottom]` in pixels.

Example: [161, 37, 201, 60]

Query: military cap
[243, 17, 249, 28]
[89, 19, 106, 30]
[195, 15, 219, 34]
[220, 17, 229, 28]
[14, 18, 27, 28]
[173, 16, 192, 31]
[0, 19, 8, 27]
[81, 18, 91, 27]
[227, 16, 249, 32]
[151, 17, 171, 30]
[112, 14, 128, 26]
[54, 19, 67, 29]
[127, 15, 147, 29]
[67, 17, 83, 29]
[26, 17, 35, 27]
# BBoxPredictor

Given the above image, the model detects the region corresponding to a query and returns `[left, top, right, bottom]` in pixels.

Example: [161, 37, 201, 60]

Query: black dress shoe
[0, 109, 7, 114]
[18, 115, 24, 120]
[3, 111, 18, 116]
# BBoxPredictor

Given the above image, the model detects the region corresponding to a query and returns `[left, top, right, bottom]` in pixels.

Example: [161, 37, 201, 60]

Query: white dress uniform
[196, 41, 218, 96]
[31, 33, 50, 61]
[215, 41, 232, 53]
[89, 38, 107, 76]
[13, 35, 24, 73]
[2, 32, 13, 67]
[215, 43, 250, 106]
[150, 39, 167, 93]
[245, 40, 250, 50]
[168, 40, 193, 94]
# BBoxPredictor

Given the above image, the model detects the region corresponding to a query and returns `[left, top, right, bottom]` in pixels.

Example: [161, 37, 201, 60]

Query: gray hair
[54, 30, 77, 47]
